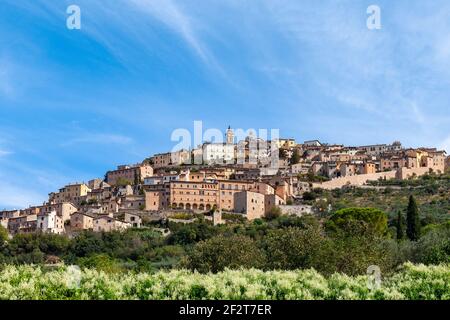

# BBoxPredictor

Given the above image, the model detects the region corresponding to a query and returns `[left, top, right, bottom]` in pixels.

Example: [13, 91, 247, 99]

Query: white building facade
[203, 143, 235, 164]
[37, 211, 64, 234]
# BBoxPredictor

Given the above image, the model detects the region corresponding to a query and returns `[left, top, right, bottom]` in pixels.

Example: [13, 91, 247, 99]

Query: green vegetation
[115, 177, 132, 187]
[183, 235, 265, 273]
[406, 195, 421, 241]
[169, 212, 195, 220]
[313, 173, 450, 225]
[265, 206, 282, 220]
[0, 174, 448, 280]
[299, 172, 330, 183]
[0, 263, 448, 300]
[326, 208, 388, 236]
[1, 207, 449, 275]
[396, 211, 405, 240]
[0, 226, 8, 244]
[291, 149, 301, 164]
[221, 213, 246, 222]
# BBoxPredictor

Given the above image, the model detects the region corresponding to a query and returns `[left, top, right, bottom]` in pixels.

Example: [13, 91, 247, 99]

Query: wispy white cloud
[439, 136, 450, 154]
[130, 0, 209, 63]
[0, 58, 14, 97]
[0, 183, 46, 209]
[61, 133, 133, 147]
[0, 149, 12, 157]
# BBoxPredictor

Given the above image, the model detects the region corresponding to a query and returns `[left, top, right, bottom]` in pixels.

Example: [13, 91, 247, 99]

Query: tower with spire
[226, 125, 234, 144]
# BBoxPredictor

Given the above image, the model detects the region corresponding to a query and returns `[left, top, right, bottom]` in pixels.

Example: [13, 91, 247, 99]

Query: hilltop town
[1, 127, 449, 236]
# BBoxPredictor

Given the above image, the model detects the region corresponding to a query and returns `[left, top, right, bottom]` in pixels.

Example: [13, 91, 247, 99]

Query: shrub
[0, 226, 8, 244]
[168, 222, 218, 245]
[326, 207, 388, 236]
[0, 263, 448, 300]
[415, 228, 450, 264]
[263, 226, 324, 270]
[76, 254, 124, 273]
[183, 235, 265, 273]
[316, 228, 393, 276]
[265, 207, 282, 220]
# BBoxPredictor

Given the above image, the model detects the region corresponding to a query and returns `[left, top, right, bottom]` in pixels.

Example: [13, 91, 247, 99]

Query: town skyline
[0, 125, 449, 210]
[1, 129, 447, 210]
[2, 1, 450, 209]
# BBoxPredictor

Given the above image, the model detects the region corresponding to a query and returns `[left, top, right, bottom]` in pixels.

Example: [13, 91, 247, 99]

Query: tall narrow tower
[226, 125, 234, 144]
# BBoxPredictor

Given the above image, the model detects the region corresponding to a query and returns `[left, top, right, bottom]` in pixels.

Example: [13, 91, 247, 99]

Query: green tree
[415, 227, 450, 264]
[291, 149, 301, 164]
[76, 253, 123, 273]
[406, 195, 421, 241]
[396, 211, 405, 240]
[263, 226, 324, 270]
[319, 223, 393, 275]
[326, 207, 388, 236]
[134, 171, 140, 186]
[265, 206, 282, 220]
[168, 222, 218, 245]
[68, 231, 104, 258]
[184, 235, 265, 273]
[302, 191, 316, 201]
[0, 225, 8, 244]
[116, 177, 132, 187]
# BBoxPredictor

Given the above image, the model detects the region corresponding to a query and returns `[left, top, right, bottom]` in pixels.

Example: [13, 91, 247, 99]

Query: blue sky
[1, 0, 449, 209]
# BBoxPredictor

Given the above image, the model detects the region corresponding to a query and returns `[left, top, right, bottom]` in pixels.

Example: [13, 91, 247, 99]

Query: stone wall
[395, 167, 432, 180]
[313, 170, 397, 190]
[279, 205, 314, 216]
[312, 166, 439, 190]
[312, 171, 397, 190]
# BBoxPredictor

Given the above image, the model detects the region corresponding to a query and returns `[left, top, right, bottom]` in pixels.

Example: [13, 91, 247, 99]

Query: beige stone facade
[93, 216, 131, 232]
[264, 194, 285, 214]
[8, 215, 37, 235]
[124, 212, 142, 228]
[49, 183, 91, 206]
[101, 199, 120, 214]
[145, 190, 167, 211]
[70, 212, 94, 231]
[218, 180, 255, 211]
[106, 164, 153, 186]
[234, 191, 265, 220]
[151, 150, 191, 168]
[39, 202, 77, 222]
[170, 181, 219, 211]
[0, 210, 21, 220]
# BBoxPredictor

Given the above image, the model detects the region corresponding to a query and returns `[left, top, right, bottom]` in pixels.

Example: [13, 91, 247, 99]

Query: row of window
[176, 198, 214, 202]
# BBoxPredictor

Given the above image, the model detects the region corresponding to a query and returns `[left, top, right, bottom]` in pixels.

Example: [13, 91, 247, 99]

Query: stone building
[234, 191, 265, 220]
[106, 164, 153, 186]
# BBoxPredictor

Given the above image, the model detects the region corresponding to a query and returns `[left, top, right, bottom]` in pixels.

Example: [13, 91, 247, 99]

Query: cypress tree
[291, 149, 301, 164]
[406, 195, 421, 241]
[396, 211, 405, 240]
[134, 171, 140, 186]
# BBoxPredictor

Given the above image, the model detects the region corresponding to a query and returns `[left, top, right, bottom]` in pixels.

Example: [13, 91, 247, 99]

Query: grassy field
[0, 263, 448, 300]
